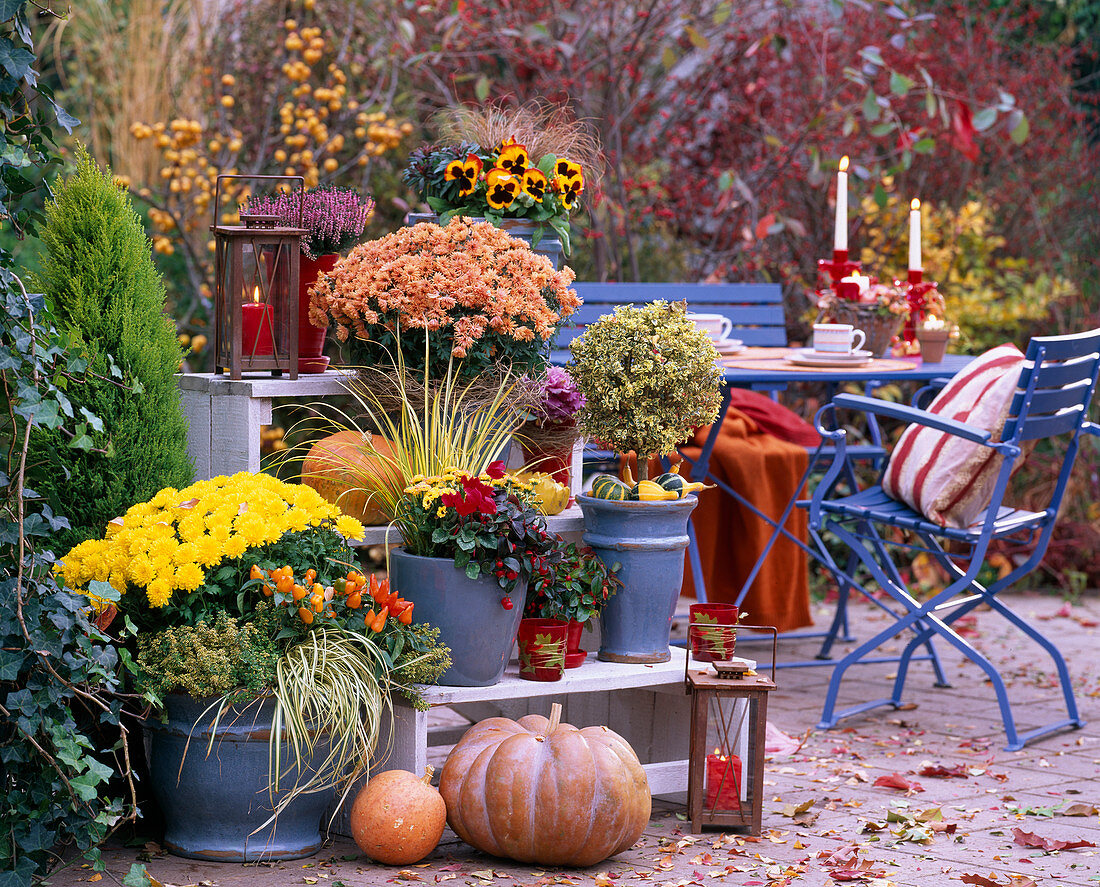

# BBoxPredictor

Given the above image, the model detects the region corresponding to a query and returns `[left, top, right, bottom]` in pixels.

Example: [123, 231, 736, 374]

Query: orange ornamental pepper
[298, 607, 314, 625]
[276, 575, 295, 595]
[346, 591, 362, 609]
[249, 564, 264, 581]
[384, 591, 399, 610]
[398, 608, 413, 625]
[262, 582, 274, 597]
[304, 568, 317, 585]
[363, 609, 376, 627]
[292, 584, 308, 602]
[309, 593, 324, 613]
[370, 606, 389, 632]
[368, 573, 381, 598]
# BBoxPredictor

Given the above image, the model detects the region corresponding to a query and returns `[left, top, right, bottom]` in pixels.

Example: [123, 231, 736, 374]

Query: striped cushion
[882, 344, 1025, 528]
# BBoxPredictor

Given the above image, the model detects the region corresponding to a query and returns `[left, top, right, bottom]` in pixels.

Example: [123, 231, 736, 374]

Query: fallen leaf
[778, 798, 815, 818]
[873, 773, 925, 793]
[960, 876, 999, 887]
[1062, 803, 1099, 816]
[1011, 827, 1097, 851]
[470, 872, 495, 882]
[395, 873, 423, 882]
[918, 763, 969, 778]
[88, 877, 102, 884]
[593, 875, 613, 887]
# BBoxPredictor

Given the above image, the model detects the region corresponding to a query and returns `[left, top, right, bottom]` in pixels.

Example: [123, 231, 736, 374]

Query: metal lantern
[684, 626, 777, 835]
[212, 174, 307, 380]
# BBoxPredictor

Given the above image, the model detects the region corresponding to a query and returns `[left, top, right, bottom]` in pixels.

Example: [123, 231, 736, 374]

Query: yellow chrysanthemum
[335, 515, 365, 540]
[174, 562, 205, 592]
[223, 536, 248, 559]
[147, 578, 173, 607]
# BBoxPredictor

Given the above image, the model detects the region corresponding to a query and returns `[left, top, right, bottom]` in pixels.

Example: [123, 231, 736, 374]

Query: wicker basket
[822, 302, 904, 357]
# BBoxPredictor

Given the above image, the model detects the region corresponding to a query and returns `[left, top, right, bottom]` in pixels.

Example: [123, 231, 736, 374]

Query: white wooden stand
[330, 648, 690, 834]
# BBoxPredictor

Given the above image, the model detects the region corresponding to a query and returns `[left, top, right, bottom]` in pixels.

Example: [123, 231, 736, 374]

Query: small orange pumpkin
[439, 703, 651, 866]
[300, 430, 399, 526]
[350, 767, 446, 865]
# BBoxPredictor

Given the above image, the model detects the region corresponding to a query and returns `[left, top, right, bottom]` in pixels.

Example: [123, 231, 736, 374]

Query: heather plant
[309, 217, 579, 382]
[246, 186, 375, 259]
[28, 146, 194, 550]
[568, 301, 723, 482]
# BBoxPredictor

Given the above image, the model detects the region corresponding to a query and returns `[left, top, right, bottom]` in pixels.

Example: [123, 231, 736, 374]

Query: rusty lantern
[212, 174, 307, 379]
[684, 624, 777, 835]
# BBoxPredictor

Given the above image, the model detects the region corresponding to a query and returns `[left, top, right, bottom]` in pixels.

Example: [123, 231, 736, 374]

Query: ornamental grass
[309, 217, 578, 382]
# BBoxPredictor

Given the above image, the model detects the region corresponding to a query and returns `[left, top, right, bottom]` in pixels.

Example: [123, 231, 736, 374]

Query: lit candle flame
[911, 198, 920, 211]
[839, 155, 849, 172]
[712, 747, 727, 760]
[252, 285, 261, 304]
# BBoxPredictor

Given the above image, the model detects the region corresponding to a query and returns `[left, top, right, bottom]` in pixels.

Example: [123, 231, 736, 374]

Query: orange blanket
[627, 403, 813, 633]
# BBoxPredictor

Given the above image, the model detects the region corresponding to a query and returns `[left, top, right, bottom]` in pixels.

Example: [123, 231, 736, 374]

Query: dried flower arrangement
[246, 186, 374, 259]
[309, 217, 579, 381]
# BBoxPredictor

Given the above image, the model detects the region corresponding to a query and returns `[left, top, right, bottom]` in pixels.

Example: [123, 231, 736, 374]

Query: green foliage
[28, 145, 193, 549]
[568, 300, 723, 480]
[0, 5, 136, 882]
[134, 606, 283, 701]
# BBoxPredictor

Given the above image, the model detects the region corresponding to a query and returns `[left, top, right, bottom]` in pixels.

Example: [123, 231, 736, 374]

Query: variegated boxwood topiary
[567, 300, 722, 481]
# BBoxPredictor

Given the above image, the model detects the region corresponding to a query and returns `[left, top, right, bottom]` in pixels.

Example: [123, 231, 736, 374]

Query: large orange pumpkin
[300, 430, 399, 526]
[350, 767, 446, 865]
[439, 703, 651, 866]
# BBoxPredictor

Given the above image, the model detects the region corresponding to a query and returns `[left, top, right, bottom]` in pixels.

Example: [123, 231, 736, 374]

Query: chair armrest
[830, 393, 1004, 449]
[1084, 421, 1100, 438]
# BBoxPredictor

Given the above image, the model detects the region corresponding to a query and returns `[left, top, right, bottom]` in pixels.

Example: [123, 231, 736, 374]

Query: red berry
[501, 597, 514, 610]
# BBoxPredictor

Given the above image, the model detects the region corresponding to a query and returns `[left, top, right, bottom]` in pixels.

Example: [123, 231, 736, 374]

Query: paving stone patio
[55, 589, 1100, 887]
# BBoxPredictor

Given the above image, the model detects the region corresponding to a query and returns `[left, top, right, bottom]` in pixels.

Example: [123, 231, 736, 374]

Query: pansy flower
[444, 153, 483, 196]
[497, 139, 529, 176]
[554, 158, 583, 185]
[485, 168, 520, 209]
[521, 168, 549, 202]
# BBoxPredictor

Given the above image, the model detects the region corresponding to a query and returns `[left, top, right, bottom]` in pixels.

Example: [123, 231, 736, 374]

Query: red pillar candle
[705, 752, 742, 811]
[241, 288, 275, 356]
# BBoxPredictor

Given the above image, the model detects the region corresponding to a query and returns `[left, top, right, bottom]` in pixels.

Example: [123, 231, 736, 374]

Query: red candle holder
[817, 248, 861, 290]
[900, 269, 940, 343]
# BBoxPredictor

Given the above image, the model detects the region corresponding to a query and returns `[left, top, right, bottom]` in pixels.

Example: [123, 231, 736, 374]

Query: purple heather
[246, 186, 374, 258]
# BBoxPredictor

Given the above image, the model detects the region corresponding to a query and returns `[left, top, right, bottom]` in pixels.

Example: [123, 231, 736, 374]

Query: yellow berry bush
[857, 188, 1074, 352]
[126, 0, 412, 340]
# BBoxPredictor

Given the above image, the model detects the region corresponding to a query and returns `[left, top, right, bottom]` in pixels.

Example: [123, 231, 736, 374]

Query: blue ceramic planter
[146, 695, 329, 861]
[388, 548, 524, 686]
[405, 213, 563, 270]
[578, 494, 698, 663]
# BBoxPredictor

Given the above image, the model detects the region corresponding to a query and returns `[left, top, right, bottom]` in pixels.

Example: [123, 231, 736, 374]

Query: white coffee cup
[688, 312, 733, 342]
[813, 323, 866, 353]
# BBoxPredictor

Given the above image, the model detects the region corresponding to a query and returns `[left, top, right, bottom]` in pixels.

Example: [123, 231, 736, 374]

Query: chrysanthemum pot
[577, 494, 698, 663]
[145, 694, 329, 861]
[388, 548, 524, 686]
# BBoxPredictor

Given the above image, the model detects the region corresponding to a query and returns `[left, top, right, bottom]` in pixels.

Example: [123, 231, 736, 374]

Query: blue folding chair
[802, 328, 1100, 750]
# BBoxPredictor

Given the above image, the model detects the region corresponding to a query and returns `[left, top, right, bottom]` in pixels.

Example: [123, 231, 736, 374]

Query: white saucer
[713, 337, 745, 355]
[787, 348, 874, 367]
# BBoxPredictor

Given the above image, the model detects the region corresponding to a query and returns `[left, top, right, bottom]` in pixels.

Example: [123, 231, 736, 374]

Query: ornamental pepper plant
[395, 461, 562, 610]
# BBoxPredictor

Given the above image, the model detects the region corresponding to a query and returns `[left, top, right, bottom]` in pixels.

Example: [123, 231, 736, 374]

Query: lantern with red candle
[212, 174, 307, 379]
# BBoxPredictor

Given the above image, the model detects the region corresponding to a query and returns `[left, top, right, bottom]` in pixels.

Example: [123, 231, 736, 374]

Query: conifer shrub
[30, 146, 193, 548]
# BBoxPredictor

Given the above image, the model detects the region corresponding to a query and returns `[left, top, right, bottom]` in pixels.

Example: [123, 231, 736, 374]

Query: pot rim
[577, 492, 698, 508]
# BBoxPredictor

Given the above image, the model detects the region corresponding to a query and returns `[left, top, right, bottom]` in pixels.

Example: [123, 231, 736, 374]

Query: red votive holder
[689, 603, 738, 662]
[517, 618, 567, 681]
[705, 752, 742, 811]
[241, 300, 275, 356]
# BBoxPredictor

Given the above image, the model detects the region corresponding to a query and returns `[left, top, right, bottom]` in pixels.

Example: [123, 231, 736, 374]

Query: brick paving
[55, 589, 1100, 887]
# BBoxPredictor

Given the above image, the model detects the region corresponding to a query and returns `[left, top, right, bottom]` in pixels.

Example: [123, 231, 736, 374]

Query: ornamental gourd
[439, 703, 651, 866]
[300, 430, 398, 525]
[350, 767, 446, 865]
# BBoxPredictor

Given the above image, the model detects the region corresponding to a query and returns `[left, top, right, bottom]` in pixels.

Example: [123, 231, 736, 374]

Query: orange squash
[300, 430, 399, 525]
[350, 767, 446, 865]
[439, 703, 650, 866]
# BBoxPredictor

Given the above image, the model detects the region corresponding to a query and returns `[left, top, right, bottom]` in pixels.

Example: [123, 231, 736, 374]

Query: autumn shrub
[122, 0, 411, 344]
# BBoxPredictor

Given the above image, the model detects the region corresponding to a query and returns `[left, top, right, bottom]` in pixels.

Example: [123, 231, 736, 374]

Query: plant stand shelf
[331, 648, 691, 834]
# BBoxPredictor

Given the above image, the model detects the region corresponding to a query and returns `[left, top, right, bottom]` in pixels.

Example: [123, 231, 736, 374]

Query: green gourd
[591, 475, 631, 500]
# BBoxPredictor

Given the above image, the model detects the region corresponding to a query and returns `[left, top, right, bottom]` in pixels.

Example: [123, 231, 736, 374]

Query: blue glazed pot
[146, 695, 329, 861]
[389, 548, 524, 686]
[578, 494, 699, 663]
[405, 213, 563, 270]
